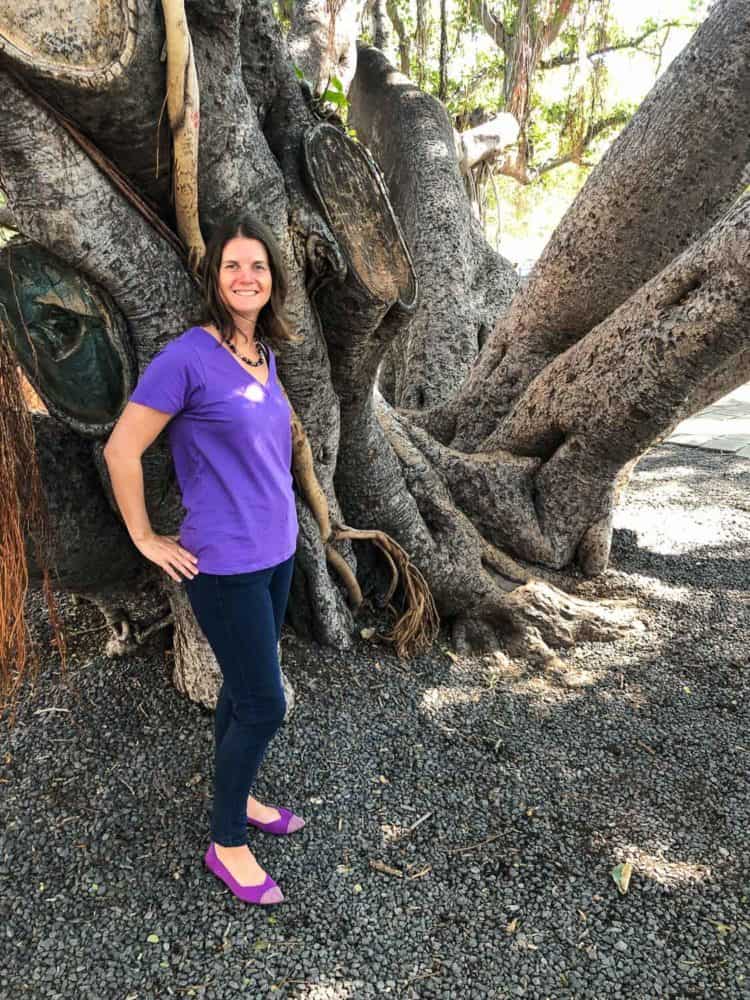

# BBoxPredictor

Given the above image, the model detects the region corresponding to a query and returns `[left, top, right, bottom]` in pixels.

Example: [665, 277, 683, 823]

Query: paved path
[666, 384, 750, 457]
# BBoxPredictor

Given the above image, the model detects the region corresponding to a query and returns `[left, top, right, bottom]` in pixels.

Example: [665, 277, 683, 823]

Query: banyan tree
[1, 0, 749, 709]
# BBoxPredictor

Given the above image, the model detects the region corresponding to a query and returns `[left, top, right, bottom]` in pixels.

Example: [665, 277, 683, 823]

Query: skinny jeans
[185, 555, 294, 847]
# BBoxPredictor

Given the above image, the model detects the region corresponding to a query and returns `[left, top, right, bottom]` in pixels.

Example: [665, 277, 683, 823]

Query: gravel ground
[1, 443, 749, 1000]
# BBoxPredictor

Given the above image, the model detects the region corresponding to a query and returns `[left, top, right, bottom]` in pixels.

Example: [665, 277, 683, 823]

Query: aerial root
[0, 330, 64, 717]
[161, 0, 205, 270]
[333, 526, 440, 657]
[286, 397, 439, 655]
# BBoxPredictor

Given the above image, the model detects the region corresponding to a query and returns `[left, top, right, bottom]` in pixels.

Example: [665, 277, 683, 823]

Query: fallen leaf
[353, 883, 363, 893]
[147, 933, 160, 944]
[611, 861, 634, 895]
[505, 918, 519, 935]
[378, 774, 390, 784]
[360, 627, 376, 640]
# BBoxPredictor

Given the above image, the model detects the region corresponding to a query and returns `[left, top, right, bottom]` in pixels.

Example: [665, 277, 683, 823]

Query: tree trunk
[2, 0, 749, 699]
[438, 0, 750, 451]
[349, 45, 519, 409]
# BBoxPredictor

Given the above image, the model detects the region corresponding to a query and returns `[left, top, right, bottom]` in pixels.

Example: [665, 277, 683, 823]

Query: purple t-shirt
[130, 326, 298, 574]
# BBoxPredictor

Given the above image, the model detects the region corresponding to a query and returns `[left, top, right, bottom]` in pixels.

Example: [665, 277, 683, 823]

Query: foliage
[375, 0, 707, 251]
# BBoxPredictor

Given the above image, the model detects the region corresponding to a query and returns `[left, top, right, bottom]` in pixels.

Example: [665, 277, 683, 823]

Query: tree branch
[385, 0, 411, 74]
[534, 110, 631, 176]
[470, 0, 508, 49]
[540, 22, 688, 69]
[540, 0, 575, 50]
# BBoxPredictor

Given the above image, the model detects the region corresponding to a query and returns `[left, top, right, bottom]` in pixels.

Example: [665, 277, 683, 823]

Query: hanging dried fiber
[0, 323, 63, 717]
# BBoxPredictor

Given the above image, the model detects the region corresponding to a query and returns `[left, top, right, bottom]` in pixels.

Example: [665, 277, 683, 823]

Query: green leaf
[611, 861, 633, 894]
[147, 933, 160, 944]
[322, 89, 348, 109]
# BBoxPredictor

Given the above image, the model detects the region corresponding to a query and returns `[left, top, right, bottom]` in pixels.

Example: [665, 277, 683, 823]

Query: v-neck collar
[197, 326, 272, 389]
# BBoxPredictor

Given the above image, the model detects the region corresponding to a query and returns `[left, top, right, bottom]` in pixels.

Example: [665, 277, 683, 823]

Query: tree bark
[371, 0, 389, 50]
[27, 416, 143, 591]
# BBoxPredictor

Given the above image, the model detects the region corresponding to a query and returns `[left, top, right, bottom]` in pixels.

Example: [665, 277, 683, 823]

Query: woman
[103, 217, 304, 906]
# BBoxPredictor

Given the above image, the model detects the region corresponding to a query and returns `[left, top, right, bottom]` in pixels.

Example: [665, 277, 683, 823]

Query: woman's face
[218, 236, 272, 323]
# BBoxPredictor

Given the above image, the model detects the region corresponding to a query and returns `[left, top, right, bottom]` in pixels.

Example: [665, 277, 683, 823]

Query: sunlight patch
[421, 686, 482, 711]
[616, 846, 712, 887]
[614, 504, 734, 553]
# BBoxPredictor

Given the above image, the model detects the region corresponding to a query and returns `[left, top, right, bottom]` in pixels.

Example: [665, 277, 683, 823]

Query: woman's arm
[103, 403, 198, 581]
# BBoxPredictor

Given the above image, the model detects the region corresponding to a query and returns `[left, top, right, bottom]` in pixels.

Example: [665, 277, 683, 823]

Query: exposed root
[290, 407, 332, 540]
[453, 578, 641, 669]
[334, 526, 440, 657]
[81, 592, 173, 657]
[502, 579, 639, 649]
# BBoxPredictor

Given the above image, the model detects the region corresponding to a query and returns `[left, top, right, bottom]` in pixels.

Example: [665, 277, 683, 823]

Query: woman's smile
[219, 236, 273, 318]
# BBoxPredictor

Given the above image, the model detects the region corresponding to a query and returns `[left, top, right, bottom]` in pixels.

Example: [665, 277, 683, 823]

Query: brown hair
[200, 216, 298, 348]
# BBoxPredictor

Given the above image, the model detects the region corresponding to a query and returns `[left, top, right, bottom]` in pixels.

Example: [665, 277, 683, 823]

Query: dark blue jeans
[185, 555, 295, 847]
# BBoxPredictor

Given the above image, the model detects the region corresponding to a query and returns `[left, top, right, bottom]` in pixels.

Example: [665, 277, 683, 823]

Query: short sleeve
[129, 339, 202, 415]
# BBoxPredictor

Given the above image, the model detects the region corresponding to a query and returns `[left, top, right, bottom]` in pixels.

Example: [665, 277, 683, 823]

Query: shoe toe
[260, 884, 284, 904]
[286, 814, 305, 834]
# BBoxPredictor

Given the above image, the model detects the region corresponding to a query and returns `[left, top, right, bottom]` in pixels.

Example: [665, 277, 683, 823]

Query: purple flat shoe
[203, 843, 284, 905]
[247, 806, 305, 836]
